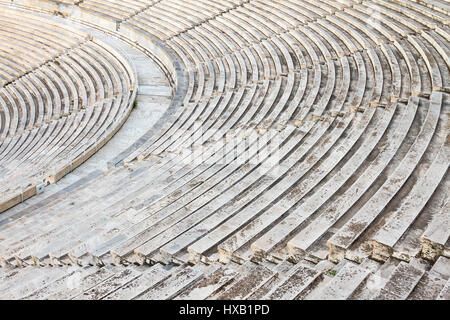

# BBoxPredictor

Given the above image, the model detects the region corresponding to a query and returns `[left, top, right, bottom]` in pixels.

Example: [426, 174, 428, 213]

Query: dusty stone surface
[0, 0, 449, 301]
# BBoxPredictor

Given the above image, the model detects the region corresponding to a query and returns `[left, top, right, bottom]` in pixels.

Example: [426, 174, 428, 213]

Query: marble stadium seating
[0, 0, 448, 300]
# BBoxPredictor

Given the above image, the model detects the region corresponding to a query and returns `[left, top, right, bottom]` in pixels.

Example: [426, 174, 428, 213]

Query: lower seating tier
[0, 0, 448, 301]
[0, 7, 137, 213]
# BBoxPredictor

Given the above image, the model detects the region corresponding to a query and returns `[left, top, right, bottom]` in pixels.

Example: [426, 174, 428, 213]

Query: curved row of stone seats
[1, 255, 448, 300]
[409, 0, 450, 15]
[0, 259, 321, 300]
[0, 38, 134, 180]
[0, 0, 446, 264]
[0, 0, 448, 301]
[127, 0, 242, 42]
[0, 7, 137, 213]
[117, 0, 448, 268]
[79, 0, 160, 21]
[124, 0, 357, 159]
[0, 8, 88, 87]
[49, 0, 363, 267]
[262, 4, 449, 265]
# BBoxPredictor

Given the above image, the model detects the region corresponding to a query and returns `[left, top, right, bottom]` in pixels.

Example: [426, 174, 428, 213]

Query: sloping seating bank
[0, 6, 137, 213]
[0, 0, 448, 300]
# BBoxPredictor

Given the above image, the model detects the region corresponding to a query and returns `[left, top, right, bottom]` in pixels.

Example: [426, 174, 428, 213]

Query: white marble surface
[0, 17, 173, 216]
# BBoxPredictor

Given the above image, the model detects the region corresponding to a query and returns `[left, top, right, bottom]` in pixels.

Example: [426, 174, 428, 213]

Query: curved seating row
[0, 0, 448, 300]
[0, 7, 137, 212]
[1, 256, 449, 300]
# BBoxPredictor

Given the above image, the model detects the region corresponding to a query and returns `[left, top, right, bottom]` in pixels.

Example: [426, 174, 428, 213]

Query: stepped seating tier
[0, 0, 448, 301]
[0, 7, 137, 213]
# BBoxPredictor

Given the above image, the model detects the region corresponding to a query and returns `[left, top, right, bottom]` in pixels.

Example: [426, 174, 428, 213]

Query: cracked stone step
[375, 261, 425, 300]
[437, 279, 450, 300]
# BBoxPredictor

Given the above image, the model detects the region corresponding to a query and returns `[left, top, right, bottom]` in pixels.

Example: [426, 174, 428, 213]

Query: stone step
[46, 265, 123, 300]
[102, 264, 172, 300]
[430, 256, 450, 280]
[73, 266, 143, 300]
[408, 272, 448, 300]
[263, 263, 322, 300]
[22, 266, 100, 300]
[306, 261, 370, 300]
[175, 265, 238, 300]
[375, 262, 425, 300]
[135, 265, 205, 300]
[437, 279, 450, 300]
[210, 262, 276, 300]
